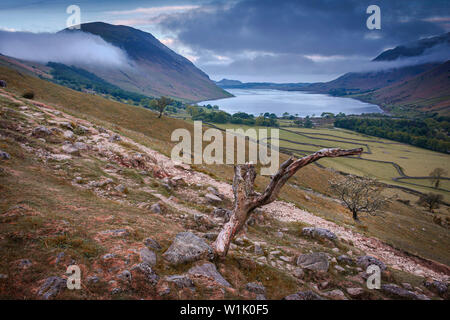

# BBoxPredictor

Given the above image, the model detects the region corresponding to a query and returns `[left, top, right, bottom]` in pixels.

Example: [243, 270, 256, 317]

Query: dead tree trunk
[212, 147, 363, 257]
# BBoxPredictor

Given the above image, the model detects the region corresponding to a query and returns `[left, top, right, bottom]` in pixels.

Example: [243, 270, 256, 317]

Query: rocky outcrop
[381, 284, 430, 300]
[38, 276, 66, 300]
[163, 232, 214, 266]
[356, 255, 386, 271]
[188, 262, 231, 287]
[302, 227, 337, 241]
[296, 252, 329, 272]
[283, 290, 324, 300]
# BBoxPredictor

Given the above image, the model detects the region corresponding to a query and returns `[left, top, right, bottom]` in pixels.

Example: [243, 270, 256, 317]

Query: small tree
[417, 193, 443, 212]
[329, 175, 385, 221]
[430, 168, 447, 189]
[153, 96, 173, 118]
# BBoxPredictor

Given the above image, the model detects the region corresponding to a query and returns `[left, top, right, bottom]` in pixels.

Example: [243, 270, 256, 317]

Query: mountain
[215, 78, 309, 90]
[373, 32, 450, 61]
[59, 22, 231, 102]
[359, 60, 450, 115]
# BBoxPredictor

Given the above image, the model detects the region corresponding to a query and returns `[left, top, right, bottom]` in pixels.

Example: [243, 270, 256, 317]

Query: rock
[117, 270, 132, 282]
[109, 134, 121, 142]
[207, 186, 223, 199]
[144, 238, 162, 251]
[101, 229, 129, 237]
[402, 283, 413, 291]
[255, 294, 266, 300]
[73, 142, 87, 150]
[60, 122, 74, 130]
[424, 279, 448, 297]
[356, 255, 386, 271]
[194, 214, 215, 229]
[140, 248, 157, 267]
[275, 231, 283, 238]
[254, 244, 264, 255]
[283, 290, 324, 300]
[212, 208, 232, 222]
[0, 150, 10, 160]
[165, 275, 195, 289]
[334, 265, 346, 273]
[322, 289, 348, 300]
[111, 287, 122, 295]
[131, 263, 159, 286]
[246, 282, 265, 294]
[279, 256, 291, 263]
[150, 203, 162, 214]
[77, 125, 90, 134]
[87, 276, 100, 284]
[115, 184, 127, 193]
[204, 233, 218, 241]
[32, 126, 52, 137]
[38, 276, 66, 299]
[163, 232, 214, 266]
[18, 259, 32, 269]
[63, 130, 74, 139]
[61, 144, 80, 155]
[205, 193, 222, 204]
[337, 255, 354, 265]
[188, 262, 231, 287]
[293, 267, 305, 279]
[90, 178, 114, 188]
[302, 227, 337, 241]
[296, 252, 329, 272]
[346, 287, 364, 298]
[0, 80, 7, 88]
[102, 253, 116, 260]
[332, 248, 339, 253]
[381, 284, 430, 300]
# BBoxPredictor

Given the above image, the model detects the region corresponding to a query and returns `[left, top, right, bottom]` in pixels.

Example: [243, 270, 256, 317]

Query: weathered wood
[212, 148, 363, 257]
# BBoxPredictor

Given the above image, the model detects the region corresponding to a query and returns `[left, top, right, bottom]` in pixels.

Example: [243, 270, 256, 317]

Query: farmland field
[209, 123, 450, 201]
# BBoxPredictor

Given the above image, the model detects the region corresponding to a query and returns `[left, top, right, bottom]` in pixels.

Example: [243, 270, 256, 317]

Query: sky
[0, 0, 449, 82]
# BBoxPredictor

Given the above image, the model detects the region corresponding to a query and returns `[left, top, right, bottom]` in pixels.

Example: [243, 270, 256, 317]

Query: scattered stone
[140, 248, 157, 267]
[204, 233, 218, 241]
[356, 255, 386, 271]
[207, 186, 223, 199]
[332, 248, 340, 253]
[73, 142, 88, 150]
[77, 125, 90, 134]
[212, 208, 232, 221]
[346, 287, 364, 298]
[255, 294, 266, 300]
[381, 284, 429, 300]
[275, 231, 283, 238]
[163, 232, 214, 266]
[102, 229, 129, 237]
[302, 227, 337, 241]
[322, 289, 348, 300]
[38, 276, 66, 299]
[283, 290, 324, 300]
[246, 282, 265, 294]
[60, 122, 74, 130]
[337, 255, 354, 265]
[109, 134, 121, 142]
[165, 275, 195, 289]
[63, 130, 74, 139]
[188, 262, 231, 287]
[0, 150, 10, 160]
[402, 283, 413, 291]
[131, 263, 159, 286]
[90, 178, 114, 188]
[205, 193, 222, 204]
[319, 281, 329, 289]
[279, 256, 291, 263]
[117, 270, 132, 282]
[296, 252, 329, 272]
[424, 279, 448, 297]
[61, 144, 80, 155]
[144, 238, 162, 251]
[293, 267, 305, 279]
[32, 126, 52, 137]
[194, 214, 215, 229]
[111, 287, 122, 295]
[0, 80, 7, 88]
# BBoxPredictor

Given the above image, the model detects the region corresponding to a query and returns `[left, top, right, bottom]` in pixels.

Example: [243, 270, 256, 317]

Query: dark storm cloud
[162, 0, 448, 56]
[160, 0, 449, 81]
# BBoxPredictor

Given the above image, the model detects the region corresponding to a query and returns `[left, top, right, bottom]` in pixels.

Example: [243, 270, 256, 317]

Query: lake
[200, 89, 382, 117]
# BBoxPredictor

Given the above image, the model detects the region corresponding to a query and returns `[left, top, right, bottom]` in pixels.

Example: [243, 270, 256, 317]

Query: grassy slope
[1, 64, 449, 268]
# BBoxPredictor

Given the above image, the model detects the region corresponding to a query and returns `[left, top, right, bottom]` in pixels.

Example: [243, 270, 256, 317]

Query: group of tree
[186, 106, 278, 127]
[334, 116, 450, 154]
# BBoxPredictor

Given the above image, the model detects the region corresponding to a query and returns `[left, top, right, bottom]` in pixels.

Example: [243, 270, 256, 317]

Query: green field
[210, 123, 450, 201]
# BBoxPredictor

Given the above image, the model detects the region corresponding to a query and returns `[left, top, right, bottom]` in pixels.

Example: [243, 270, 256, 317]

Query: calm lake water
[200, 89, 382, 117]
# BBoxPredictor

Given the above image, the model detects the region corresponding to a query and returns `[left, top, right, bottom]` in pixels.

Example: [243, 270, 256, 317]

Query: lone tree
[153, 96, 173, 118]
[329, 175, 385, 221]
[417, 192, 443, 212]
[212, 147, 362, 257]
[430, 168, 447, 189]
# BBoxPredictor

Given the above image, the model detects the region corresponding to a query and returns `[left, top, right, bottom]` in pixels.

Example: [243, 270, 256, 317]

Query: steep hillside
[61, 22, 231, 102]
[360, 61, 450, 115]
